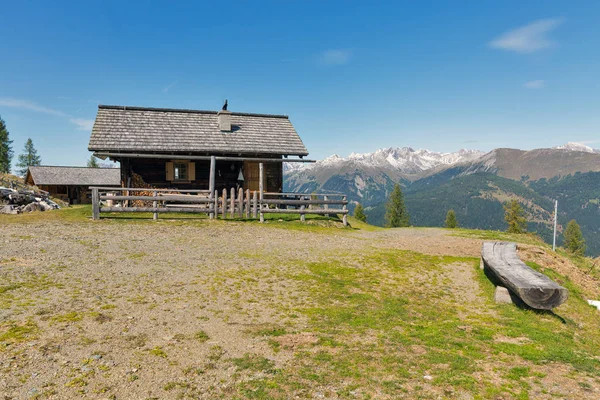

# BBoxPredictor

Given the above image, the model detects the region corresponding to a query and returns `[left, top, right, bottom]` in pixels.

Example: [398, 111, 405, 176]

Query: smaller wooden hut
[25, 166, 121, 204]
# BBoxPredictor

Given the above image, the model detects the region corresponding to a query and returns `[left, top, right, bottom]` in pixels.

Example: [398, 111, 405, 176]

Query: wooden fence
[90, 187, 348, 226]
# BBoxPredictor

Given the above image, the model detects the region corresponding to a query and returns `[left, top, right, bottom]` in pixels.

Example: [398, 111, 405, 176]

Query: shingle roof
[27, 166, 121, 186]
[88, 105, 309, 156]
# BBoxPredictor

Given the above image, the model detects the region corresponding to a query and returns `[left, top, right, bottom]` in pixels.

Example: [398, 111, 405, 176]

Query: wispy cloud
[0, 97, 95, 131]
[163, 81, 178, 93]
[69, 118, 95, 131]
[0, 98, 68, 117]
[317, 49, 352, 65]
[489, 18, 563, 53]
[524, 80, 545, 89]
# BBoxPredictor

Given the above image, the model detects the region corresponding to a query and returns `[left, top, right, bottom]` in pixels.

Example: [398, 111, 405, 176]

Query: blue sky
[1, 1, 599, 169]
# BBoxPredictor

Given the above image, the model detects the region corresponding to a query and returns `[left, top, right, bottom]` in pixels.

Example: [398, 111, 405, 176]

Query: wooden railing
[90, 187, 348, 226]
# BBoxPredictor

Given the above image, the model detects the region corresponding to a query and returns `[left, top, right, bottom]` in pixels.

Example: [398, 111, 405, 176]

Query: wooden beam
[222, 189, 227, 219]
[230, 187, 235, 219]
[261, 209, 349, 215]
[92, 187, 100, 220]
[481, 242, 568, 310]
[153, 190, 158, 220]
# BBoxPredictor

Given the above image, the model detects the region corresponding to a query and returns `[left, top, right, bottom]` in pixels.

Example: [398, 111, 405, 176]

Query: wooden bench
[481, 242, 568, 310]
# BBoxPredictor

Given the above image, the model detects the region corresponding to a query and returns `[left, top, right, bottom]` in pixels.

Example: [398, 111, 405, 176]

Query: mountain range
[284, 142, 600, 257]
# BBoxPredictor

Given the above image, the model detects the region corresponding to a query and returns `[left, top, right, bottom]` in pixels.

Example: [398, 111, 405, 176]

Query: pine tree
[563, 219, 586, 256]
[354, 203, 367, 223]
[87, 155, 100, 168]
[504, 199, 527, 234]
[385, 183, 410, 227]
[16, 138, 42, 176]
[445, 209, 458, 228]
[0, 115, 13, 174]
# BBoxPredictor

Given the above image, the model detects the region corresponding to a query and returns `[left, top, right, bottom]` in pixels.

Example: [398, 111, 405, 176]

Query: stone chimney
[218, 109, 232, 132]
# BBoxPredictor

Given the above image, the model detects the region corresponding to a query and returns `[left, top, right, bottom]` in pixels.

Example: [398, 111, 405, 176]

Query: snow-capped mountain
[284, 142, 600, 208]
[553, 142, 600, 153]
[287, 147, 485, 175]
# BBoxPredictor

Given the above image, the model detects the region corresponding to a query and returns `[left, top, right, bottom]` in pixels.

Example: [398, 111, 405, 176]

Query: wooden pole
[300, 196, 306, 222]
[342, 196, 348, 227]
[252, 191, 258, 219]
[209, 190, 214, 219]
[230, 187, 235, 218]
[259, 163, 264, 223]
[245, 189, 250, 219]
[92, 187, 99, 220]
[214, 190, 219, 219]
[552, 200, 558, 251]
[324, 195, 329, 218]
[209, 156, 216, 193]
[238, 188, 243, 218]
[222, 188, 227, 219]
[153, 190, 158, 221]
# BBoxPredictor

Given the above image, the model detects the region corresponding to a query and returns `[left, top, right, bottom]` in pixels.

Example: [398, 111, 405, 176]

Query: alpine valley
[284, 142, 600, 257]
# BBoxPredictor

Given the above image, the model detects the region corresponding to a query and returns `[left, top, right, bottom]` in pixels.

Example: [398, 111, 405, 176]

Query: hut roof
[88, 105, 309, 156]
[27, 166, 121, 186]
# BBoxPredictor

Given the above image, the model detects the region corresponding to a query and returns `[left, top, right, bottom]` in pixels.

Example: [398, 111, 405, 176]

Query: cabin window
[166, 161, 195, 182]
[174, 162, 188, 181]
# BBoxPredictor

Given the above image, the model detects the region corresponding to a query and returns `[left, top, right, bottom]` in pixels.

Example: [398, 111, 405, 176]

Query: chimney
[218, 99, 232, 132]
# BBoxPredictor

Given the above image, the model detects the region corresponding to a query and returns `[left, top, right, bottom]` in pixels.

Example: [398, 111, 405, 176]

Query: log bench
[481, 242, 568, 310]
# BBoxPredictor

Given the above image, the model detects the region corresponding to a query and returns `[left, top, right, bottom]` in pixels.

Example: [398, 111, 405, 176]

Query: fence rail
[90, 187, 348, 226]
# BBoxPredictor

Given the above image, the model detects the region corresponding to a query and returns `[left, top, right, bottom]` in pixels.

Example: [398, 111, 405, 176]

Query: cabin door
[243, 161, 265, 192]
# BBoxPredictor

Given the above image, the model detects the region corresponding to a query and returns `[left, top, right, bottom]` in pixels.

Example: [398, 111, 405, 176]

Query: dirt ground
[1, 218, 599, 399]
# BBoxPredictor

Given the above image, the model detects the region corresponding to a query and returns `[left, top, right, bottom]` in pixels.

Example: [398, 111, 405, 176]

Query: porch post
[259, 162, 264, 223]
[209, 156, 216, 219]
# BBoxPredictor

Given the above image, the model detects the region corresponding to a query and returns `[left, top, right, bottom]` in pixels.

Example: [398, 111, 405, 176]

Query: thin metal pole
[553, 200, 558, 251]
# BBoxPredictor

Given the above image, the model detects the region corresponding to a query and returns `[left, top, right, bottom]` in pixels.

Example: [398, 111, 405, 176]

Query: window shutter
[166, 162, 174, 181]
[188, 162, 195, 181]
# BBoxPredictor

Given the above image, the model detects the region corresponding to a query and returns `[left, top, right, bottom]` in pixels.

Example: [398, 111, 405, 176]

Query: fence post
[252, 191, 258, 219]
[153, 190, 158, 221]
[245, 189, 250, 219]
[222, 188, 227, 219]
[209, 190, 214, 219]
[230, 187, 235, 219]
[259, 163, 264, 223]
[214, 190, 219, 219]
[238, 188, 243, 218]
[324, 195, 329, 218]
[342, 196, 348, 227]
[92, 187, 99, 220]
[300, 196, 306, 222]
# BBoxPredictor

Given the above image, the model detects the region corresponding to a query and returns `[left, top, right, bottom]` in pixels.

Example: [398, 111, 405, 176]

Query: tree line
[353, 183, 586, 256]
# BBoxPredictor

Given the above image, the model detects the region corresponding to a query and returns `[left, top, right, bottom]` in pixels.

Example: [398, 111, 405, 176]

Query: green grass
[222, 246, 600, 398]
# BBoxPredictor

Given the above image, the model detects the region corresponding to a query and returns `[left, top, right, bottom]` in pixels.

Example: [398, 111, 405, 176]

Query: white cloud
[489, 19, 563, 53]
[524, 80, 545, 89]
[0, 97, 95, 131]
[317, 49, 351, 65]
[70, 118, 95, 131]
[0, 97, 68, 117]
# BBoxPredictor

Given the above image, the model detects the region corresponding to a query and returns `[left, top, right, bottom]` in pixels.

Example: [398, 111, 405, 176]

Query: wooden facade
[120, 156, 281, 193]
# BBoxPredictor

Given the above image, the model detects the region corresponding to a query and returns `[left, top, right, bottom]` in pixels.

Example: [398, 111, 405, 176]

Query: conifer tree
[0, 115, 13, 174]
[385, 183, 410, 227]
[504, 199, 527, 234]
[16, 138, 42, 176]
[87, 155, 100, 168]
[354, 203, 367, 223]
[563, 219, 586, 256]
[445, 209, 458, 228]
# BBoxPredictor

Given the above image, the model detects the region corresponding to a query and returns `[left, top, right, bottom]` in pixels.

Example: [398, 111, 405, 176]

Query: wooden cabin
[25, 166, 121, 204]
[87, 104, 310, 193]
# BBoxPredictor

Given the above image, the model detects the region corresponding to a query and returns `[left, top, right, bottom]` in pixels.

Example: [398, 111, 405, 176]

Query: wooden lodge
[87, 103, 310, 193]
[25, 166, 121, 204]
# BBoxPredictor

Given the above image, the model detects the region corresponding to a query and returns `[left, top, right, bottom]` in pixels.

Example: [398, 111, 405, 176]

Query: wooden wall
[123, 157, 283, 193]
